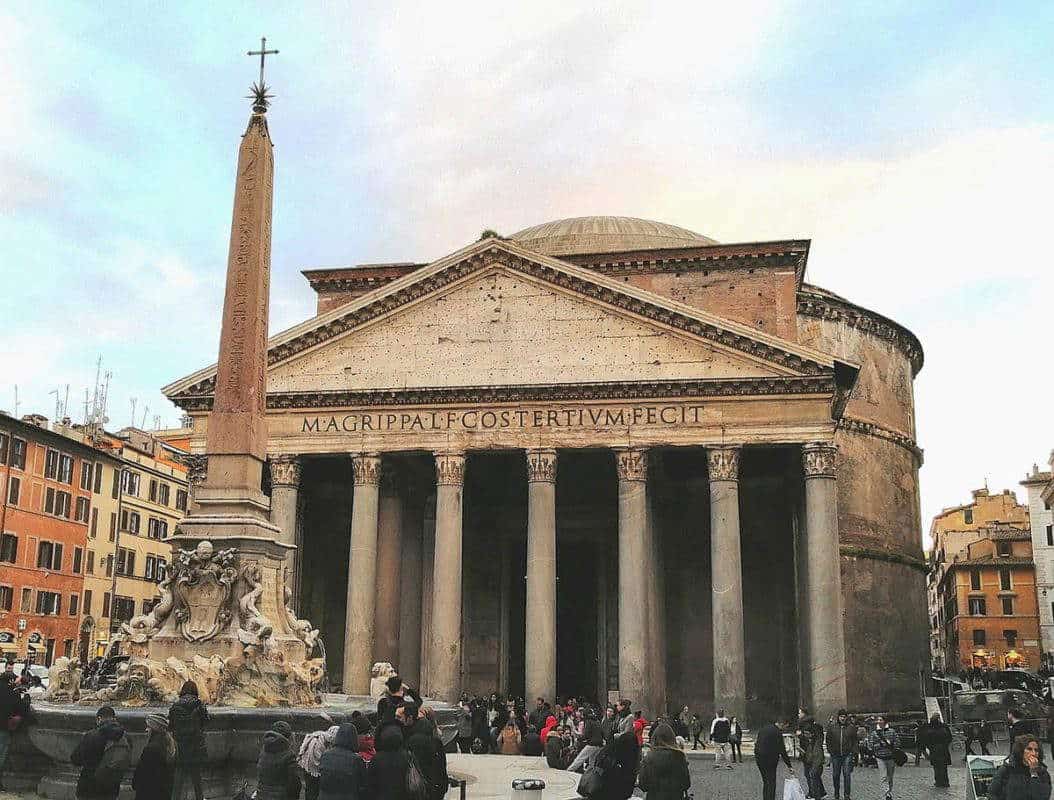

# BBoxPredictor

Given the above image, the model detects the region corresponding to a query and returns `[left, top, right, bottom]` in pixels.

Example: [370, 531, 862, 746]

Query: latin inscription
[301, 404, 705, 434]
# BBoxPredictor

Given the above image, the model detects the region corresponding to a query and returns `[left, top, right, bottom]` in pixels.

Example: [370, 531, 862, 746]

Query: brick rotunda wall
[798, 292, 928, 711]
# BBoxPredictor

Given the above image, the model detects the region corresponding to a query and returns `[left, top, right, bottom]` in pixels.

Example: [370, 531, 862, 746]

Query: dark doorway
[557, 539, 599, 702]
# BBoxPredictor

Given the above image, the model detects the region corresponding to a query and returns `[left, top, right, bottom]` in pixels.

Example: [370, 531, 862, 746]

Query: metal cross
[247, 36, 279, 85]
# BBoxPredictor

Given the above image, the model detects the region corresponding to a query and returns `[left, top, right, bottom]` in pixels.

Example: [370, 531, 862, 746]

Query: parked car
[953, 688, 1047, 727]
[10, 662, 50, 689]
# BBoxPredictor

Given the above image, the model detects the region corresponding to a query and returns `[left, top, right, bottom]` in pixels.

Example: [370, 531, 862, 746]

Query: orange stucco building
[938, 527, 1041, 670]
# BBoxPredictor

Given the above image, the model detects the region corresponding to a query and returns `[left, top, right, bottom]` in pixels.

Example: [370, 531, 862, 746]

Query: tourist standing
[677, 706, 691, 739]
[825, 708, 858, 800]
[169, 680, 209, 800]
[567, 708, 604, 772]
[730, 716, 743, 763]
[979, 719, 994, 755]
[0, 672, 28, 789]
[595, 729, 641, 800]
[1009, 708, 1032, 754]
[632, 710, 648, 747]
[297, 725, 339, 800]
[131, 713, 175, 800]
[367, 723, 410, 800]
[925, 715, 953, 789]
[802, 724, 827, 800]
[455, 702, 474, 753]
[601, 706, 617, 745]
[615, 700, 634, 735]
[639, 723, 690, 800]
[317, 723, 367, 800]
[988, 735, 1051, 800]
[709, 709, 733, 769]
[866, 716, 900, 800]
[688, 714, 704, 750]
[70, 706, 131, 800]
[256, 721, 302, 800]
[528, 698, 549, 732]
[754, 719, 794, 800]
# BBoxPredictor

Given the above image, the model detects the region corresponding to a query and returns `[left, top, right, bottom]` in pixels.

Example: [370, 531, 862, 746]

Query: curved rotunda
[166, 215, 926, 718]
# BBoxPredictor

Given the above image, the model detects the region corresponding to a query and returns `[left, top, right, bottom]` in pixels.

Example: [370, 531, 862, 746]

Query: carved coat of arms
[172, 541, 238, 642]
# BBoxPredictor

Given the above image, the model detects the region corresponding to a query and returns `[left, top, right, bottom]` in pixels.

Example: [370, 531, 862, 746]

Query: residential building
[1024, 460, 1054, 665]
[0, 413, 121, 665]
[927, 486, 1030, 672]
[936, 528, 1042, 670]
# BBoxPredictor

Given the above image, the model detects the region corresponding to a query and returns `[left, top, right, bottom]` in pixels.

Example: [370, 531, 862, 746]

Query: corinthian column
[269, 455, 302, 603]
[343, 453, 381, 694]
[525, 448, 557, 704]
[801, 442, 848, 717]
[708, 446, 746, 719]
[374, 461, 403, 666]
[616, 448, 648, 706]
[429, 452, 465, 702]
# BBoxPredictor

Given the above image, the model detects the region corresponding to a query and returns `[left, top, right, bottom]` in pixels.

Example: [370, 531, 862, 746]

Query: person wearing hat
[169, 680, 209, 800]
[132, 714, 175, 800]
[318, 723, 368, 800]
[825, 708, 859, 800]
[70, 706, 131, 800]
[256, 720, 302, 800]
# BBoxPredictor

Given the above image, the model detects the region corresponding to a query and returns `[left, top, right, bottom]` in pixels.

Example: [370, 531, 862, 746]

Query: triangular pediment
[164, 238, 838, 403]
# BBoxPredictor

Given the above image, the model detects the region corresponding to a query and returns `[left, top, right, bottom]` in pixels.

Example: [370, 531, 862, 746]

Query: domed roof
[510, 216, 717, 257]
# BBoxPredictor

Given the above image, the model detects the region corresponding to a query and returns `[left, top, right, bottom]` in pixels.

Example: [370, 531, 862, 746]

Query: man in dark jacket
[527, 698, 549, 732]
[825, 709, 859, 800]
[368, 721, 410, 800]
[256, 721, 302, 800]
[523, 725, 543, 756]
[754, 720, 794, 800]
[1008, 708, 1032, 754]
[318, 723, 367, 800]
[925, 715, 953, 788]
[170, 680, 209, 800]
[70, 706, 131, 800]
[0, 672, 28, 788]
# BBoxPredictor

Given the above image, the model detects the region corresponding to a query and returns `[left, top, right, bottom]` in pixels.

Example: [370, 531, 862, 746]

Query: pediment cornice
[165, 239, 840, 405]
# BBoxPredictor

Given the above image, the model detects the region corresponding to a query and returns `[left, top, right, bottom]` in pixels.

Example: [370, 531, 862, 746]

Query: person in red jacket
[632, 711, 648, 747]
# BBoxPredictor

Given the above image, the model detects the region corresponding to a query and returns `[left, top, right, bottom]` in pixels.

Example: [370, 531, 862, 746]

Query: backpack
[94, 737, 132, 791]
[169, 701, 201, 742]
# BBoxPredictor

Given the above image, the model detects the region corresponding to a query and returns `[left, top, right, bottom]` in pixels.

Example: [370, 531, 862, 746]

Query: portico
[164, 221, 921, 720]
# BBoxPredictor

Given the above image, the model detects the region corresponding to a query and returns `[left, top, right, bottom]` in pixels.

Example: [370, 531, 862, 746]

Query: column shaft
[525, 449, 558, 704]
[268, 455, 302, 607]
[343, 454, 381, 694]
[616, 449, 648, 706]
[429, 453, 465, 702]
[708, 446, 746, 718]
[802, 442, 848, 717]
[398, 493, 424, 689]
[374, 463, 403, 666]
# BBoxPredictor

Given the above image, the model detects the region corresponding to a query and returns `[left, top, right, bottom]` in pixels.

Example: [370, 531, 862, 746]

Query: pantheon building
[165, 216, 927, 719]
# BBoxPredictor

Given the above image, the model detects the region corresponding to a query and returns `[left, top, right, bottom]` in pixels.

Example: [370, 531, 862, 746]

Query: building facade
[1023, 464, 1054, 664]
[166, 216, 928, 717]
[0, 414, 121, 665]
[936, 529, 1041, 670]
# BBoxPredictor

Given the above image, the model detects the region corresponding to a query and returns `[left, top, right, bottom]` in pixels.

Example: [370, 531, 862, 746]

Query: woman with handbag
[865, 717, 903, 800]
[638, 723, 688, 800]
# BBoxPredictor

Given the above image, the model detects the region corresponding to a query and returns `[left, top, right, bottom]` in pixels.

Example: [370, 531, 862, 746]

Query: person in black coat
[595, 729, 641, 800]
[1009, 709, 1034, 755]
[754, 719, 795, 800]
[407, 715, 448, 800]
[0, 673, 28, 786]
[368, 723, 411, 800]
[639, 723, 689, 800]
[256, 721, 302, 800]
[523, 725, 543, 757]
[925, 715, 953, 789]
[318, 723, 367, 800]
[70, 706, 131, 800]
[988, 735, 1052, 800]
[169, 680, 209, 800]
[131, 713, 175, 800]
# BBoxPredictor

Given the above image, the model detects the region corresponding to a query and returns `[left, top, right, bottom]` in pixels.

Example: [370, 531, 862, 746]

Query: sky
[2, 1, 1053, 538]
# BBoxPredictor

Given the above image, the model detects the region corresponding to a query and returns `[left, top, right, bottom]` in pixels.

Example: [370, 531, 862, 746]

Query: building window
[1005, 629, 1018, 645]
[969, 598, 987, 616]
[973, 629, 986, 645]
[156, 559, 167, 582]
[0, 434, 6, 463]
[58, 454, 73, 484]
[74, 497, 90, 523]
[105, 555, 113, 577]
[120, 510, 141, 534]
[148, 479, 158, 502]
[69, 594, 79, 616]
[63, 639, 73, 659]
[45, 449, 59, 479]
[72, 547, 83, 574]
[112, 596, 135, 623]
[145, 555, 156, 581]
[101, 592, 110, 618]
[0, 586, 12, 611]
[116, 548, 136, 577]
[970, 570, 982, 590]
[83, 589, 92, 615]
[1002, 597, 1015, 615]
[147, 518, 168, 540]
[9, 439, 26, 471]
[90, 507, 98, 538]
[86, 550, 95, 574]
[36, 541, 63, 571]
[109, 513, 116, 542]
[121, 471, 141, 497]
[7, 477, 19, 507]
[45, 488, 71, 518]
[158, 483, 170, 506]
[35, 591, 61, 615]
[1047, 525, 1053, 547]
[80, 462, 93, 491]
[20, 588, 31, 613]
[93, 463, 102, 494]
[0, 534, 17, 564]
[175, 489, 188, 511]
[964, 509, 974, 524]
[111, 470, 119, 499]
[997, 541, 1012, 557]
[1000, 568, 1012, 590]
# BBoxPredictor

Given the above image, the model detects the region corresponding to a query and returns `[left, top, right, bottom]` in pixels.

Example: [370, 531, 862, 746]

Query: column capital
[435, 452, 466, 486]
[802, 442, 838, 478]
[268, 454, 302, 488]
[707, 446, 741, 482]
[614, 448, 648, 482]
[351, 453, 382, 486]
[181, 453, 209, 488]
[526, 448, 558, 483]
